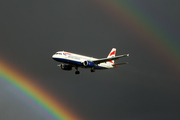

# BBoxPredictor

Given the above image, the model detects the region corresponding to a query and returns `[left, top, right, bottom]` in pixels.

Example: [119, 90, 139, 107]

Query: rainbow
[0, 59, 81, 120]
[92, 0, 180, 76]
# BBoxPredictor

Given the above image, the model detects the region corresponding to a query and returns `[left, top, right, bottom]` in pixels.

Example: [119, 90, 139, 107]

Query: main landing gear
[75, 71, 80, 75]
[91, 68, 95, 72]
[75, 67, 80, 75]
[75, 67, 95, 75]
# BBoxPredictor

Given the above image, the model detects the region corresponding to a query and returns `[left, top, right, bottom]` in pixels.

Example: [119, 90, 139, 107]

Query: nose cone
[52, 54, 56, 60]
[52, 54, 59, 62]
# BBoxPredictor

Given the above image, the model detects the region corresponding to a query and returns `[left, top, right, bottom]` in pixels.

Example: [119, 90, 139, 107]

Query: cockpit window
[55, 53, 62, 55]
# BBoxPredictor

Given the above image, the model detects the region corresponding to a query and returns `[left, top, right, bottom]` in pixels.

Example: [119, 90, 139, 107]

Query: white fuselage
[52, 51, 114, 69]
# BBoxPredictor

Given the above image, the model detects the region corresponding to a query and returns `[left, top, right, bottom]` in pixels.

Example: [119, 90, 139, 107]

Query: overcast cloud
[0, 0, 180, 120]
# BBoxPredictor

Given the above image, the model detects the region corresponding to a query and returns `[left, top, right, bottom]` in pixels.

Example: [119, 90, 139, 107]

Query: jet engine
[82, 61, 95, 67]
[59, 64, 72, 70]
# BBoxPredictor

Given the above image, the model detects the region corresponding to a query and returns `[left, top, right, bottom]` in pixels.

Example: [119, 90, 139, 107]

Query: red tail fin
[107, 48, 116, 64]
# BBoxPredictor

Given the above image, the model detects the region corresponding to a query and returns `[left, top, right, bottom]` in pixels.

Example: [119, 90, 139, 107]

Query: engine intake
[82, 61, 95, 67]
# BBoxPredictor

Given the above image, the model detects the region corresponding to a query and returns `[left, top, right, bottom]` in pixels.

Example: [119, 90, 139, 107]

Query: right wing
[92, 54, 129, 64]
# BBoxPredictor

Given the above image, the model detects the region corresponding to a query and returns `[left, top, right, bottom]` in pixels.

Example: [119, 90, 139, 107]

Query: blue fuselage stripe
[53, 58, 107, 69]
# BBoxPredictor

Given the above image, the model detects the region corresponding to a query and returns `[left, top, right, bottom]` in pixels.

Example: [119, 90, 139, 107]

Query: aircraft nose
[52, 54, 56, 59]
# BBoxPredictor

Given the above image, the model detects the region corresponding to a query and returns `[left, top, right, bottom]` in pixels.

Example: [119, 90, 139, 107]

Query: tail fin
[107, 48, 116, 64]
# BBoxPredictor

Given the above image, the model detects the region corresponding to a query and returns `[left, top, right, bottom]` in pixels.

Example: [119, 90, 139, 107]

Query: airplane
[52, 48, 129, 74]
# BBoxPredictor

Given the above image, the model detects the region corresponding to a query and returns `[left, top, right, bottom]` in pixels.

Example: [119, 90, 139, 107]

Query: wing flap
[112, 62, 128, 66]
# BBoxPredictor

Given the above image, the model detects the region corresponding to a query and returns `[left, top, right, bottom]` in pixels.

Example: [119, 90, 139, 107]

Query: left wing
[92, 54, 129, 64]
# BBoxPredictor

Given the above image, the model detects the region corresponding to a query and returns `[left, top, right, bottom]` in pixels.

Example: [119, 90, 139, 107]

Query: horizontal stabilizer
[112, 62, 128, 66]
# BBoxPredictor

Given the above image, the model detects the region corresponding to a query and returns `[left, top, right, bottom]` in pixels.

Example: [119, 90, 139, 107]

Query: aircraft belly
[53, 57, 82, 66]
[94, 66, 107, 69]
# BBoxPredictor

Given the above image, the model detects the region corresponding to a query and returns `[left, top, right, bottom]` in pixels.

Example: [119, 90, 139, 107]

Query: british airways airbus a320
[52, 48, 129, 74]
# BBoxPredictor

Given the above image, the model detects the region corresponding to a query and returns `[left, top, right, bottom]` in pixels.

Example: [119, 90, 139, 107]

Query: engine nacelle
[82, 61, 95, 67]
[60, 64, 72, 71]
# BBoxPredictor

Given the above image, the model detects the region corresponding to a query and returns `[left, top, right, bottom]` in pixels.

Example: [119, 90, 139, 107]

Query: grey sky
[0, 0, 180, 120]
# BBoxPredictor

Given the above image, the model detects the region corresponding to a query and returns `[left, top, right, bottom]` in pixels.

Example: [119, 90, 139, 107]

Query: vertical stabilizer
[107, 48, 116, 64]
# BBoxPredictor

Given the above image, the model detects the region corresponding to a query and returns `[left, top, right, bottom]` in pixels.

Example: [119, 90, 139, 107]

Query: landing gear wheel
[75, 67, 80, 75]
[91, 69, 95, 72]
[75, 71, 80, 75]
